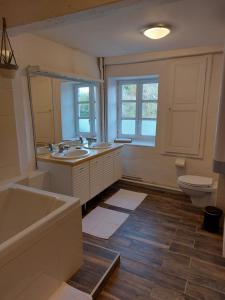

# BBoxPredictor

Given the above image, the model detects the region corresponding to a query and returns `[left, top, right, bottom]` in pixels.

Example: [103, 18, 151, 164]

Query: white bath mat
[49, 282, 92, 300]
[105, 189, 147, 210]
[82, 206, 129, 239]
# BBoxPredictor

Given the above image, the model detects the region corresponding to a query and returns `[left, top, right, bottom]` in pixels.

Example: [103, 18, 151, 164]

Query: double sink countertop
[37, 143, 123, 167]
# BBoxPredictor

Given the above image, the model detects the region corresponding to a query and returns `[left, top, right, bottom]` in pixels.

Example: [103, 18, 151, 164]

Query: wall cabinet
[37, 148, 123, 205]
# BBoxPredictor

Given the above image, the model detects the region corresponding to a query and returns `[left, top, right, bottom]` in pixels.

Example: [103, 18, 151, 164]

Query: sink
[84, 142, 112, 149]
[51, 149, 90, 159]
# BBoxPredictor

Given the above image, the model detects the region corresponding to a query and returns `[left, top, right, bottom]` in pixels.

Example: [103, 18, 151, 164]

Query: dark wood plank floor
[83, 180, 225, 300]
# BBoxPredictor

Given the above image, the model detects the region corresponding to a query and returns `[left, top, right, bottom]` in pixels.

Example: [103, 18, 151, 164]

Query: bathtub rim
[0, 183, 81, 267]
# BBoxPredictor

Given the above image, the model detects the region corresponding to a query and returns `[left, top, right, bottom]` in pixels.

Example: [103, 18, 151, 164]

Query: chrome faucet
[86, 137, 97, 147]
[79, 136, 84, 145]
[48, 144, 53, 153]
[58, 143, 65, 153]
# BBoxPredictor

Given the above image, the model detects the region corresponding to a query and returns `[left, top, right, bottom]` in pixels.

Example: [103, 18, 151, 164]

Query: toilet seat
[178, 175, 213, 188]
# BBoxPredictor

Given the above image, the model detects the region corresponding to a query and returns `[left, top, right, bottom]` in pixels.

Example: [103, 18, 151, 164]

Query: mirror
[27, 70, 101, 156]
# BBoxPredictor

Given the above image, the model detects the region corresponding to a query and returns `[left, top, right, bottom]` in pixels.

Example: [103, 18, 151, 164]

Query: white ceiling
[26, 0, 225, 57]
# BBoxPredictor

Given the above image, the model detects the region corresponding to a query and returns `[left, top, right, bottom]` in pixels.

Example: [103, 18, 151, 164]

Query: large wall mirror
[27, 68, 101, 156]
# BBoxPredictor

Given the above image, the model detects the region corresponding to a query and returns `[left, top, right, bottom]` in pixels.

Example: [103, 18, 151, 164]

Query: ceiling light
[143, 25, 171, 40]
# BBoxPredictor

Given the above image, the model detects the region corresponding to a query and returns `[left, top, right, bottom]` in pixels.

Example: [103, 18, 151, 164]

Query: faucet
[86, 137, 97, 147]
[79, 136, 84, 145]
[48, 144, 53, 153]
[58, 143, 65, 153]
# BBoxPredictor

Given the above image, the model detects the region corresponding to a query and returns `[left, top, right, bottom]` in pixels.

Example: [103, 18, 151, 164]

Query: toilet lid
[178, 175, 213, 187]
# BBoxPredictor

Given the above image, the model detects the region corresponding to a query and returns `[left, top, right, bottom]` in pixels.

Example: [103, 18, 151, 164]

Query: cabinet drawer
[72, 162, 90, 205]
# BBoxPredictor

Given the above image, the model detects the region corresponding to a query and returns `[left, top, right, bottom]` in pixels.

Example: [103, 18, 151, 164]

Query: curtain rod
[26, 65, 103, 84]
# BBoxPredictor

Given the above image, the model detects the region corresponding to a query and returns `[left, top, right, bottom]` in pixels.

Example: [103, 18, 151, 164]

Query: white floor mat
[49, 282, 92, 300]
[82, 206, 129, 239]
[105, 189, 147, 210]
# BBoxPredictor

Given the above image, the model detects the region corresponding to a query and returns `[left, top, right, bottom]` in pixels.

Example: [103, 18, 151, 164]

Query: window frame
[74, 83, 96, 138]
[117, 77, 159, 142]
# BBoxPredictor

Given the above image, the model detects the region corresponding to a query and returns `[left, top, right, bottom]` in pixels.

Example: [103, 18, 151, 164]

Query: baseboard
[121, 176, 183, 194]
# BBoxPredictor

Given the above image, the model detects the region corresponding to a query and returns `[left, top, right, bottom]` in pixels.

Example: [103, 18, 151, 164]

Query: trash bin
[203, 206, 223, 233]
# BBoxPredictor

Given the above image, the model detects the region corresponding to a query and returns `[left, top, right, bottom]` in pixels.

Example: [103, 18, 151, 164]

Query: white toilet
[178, 175, 217, 207]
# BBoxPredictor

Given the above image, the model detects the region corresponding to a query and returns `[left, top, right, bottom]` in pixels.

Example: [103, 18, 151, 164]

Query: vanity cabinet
[90, 157, 104, 198]
[37, 147, 123, 205]
[103, 152, 115, 189]
[114, 149, 122, 181]
[72, 162, 90, 205]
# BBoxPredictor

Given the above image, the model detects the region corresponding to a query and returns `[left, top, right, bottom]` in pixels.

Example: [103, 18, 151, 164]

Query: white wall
[0, 79, 20, 180]
[106, 52, 223, 189]
[0, 33, 99, 181]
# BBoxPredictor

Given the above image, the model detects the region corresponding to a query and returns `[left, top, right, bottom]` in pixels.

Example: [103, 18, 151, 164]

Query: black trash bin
[203, 206, 223, 233]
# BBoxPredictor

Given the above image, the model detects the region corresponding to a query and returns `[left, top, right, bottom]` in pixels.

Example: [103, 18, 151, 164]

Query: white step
[48, 283, 92, 300]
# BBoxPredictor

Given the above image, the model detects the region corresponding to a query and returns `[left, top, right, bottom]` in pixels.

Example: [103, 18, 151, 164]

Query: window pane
[78, 86, 89, 102]
[142, 83, 158, 100]
[79, 103, 89, 117]
[141, 120, 156, 136]
[121, 120, 135, 135]
[94, 102, 97, 117]
[93, 86, 97, 101]
[142, 102, 157, 118]
[79, 119, 90, 133]
[122, 84, 136, 100]
[122, 102, 136, 118]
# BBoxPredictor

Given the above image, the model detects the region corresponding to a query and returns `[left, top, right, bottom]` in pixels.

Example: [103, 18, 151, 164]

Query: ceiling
[23, 0, 225, 57]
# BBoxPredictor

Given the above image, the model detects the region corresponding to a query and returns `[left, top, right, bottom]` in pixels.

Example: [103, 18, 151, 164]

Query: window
[117, 77, 159, 144]
[75, 84, 96, 137]
[61, 82, 97, 140]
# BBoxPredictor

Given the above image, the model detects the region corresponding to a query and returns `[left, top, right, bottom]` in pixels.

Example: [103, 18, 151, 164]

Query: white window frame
[74, 83, 96, 138]
[117, 77, 159, 142]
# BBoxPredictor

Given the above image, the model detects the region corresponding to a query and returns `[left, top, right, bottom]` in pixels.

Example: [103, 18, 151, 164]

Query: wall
[106, 51, 223, 189]
[0, 33, 99, 181]
[0, 79, 20, 180]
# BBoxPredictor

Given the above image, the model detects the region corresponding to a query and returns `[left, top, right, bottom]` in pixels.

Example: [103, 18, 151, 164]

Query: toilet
[178, 175, 217, 207]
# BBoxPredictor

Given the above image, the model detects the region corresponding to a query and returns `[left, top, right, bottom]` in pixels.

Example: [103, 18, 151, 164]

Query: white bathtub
[0, 184, 83, 300]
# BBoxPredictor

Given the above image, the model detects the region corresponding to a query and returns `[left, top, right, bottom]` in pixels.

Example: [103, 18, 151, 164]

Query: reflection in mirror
[28, 74, 100, 156]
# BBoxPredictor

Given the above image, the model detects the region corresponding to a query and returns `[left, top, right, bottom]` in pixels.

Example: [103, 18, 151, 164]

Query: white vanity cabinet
[37, 147, 123, 205]
[72, 162, 90, 205]
[103, 152, 115, 189]
[114, 149, 122, 181]
[90, 157, 104, 198]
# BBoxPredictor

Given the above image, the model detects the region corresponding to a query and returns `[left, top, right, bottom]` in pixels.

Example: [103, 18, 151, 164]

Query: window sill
[123, 140, 155, 148]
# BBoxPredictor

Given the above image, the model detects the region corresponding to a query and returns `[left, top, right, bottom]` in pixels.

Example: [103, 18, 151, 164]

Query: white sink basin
[51, 149, 90, 159]
[84, 142, 112, 149]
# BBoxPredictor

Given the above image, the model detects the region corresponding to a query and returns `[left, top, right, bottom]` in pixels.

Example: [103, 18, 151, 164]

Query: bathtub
[0, 184, 83, 300]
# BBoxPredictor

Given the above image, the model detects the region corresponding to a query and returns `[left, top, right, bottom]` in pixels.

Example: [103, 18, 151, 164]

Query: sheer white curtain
[214, 49, 225, 174]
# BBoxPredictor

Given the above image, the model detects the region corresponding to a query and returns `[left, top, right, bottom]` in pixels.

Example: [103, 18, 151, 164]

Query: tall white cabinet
[37, 147, 122, 205]
[163, 55, 210, 158]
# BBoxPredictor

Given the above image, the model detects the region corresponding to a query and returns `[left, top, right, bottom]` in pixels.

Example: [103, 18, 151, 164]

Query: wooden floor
[82, 180, 225, 300]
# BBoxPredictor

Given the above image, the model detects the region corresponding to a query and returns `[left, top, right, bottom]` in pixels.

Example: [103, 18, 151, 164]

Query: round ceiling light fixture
[143, 25, 171, 40]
